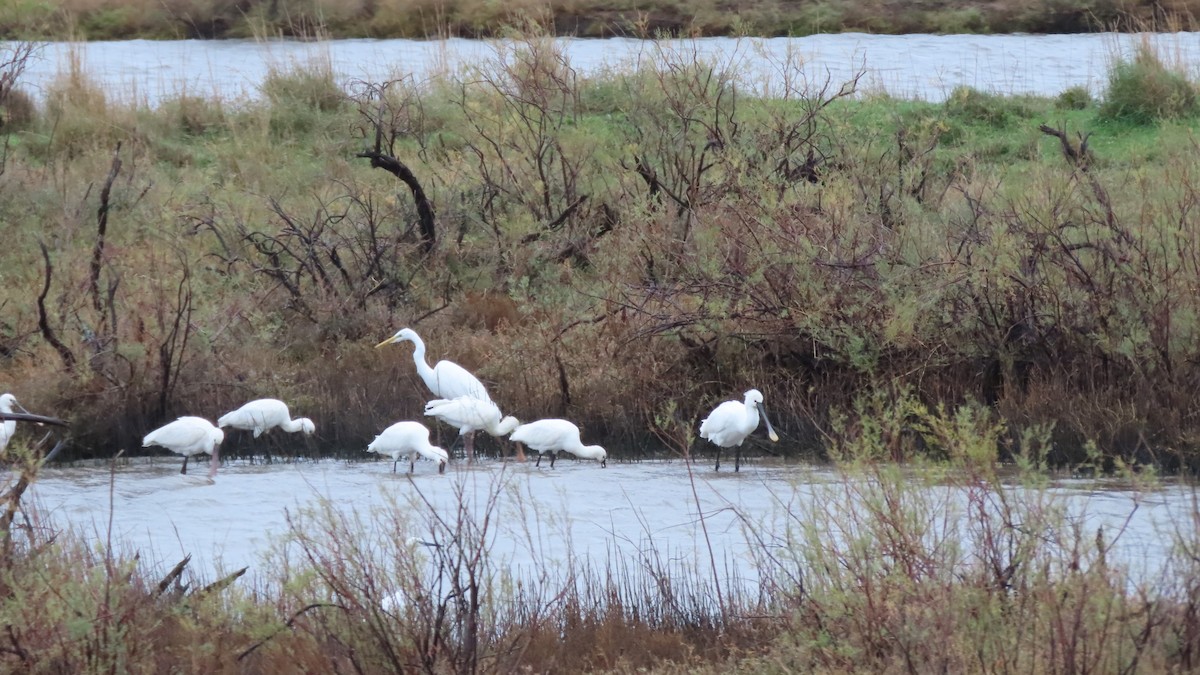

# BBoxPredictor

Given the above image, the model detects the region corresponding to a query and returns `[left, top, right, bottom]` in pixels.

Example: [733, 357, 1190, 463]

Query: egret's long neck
[409, 336, 435, 380]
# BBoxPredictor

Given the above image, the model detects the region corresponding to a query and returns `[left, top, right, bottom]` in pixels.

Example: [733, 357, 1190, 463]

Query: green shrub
[944, 85, 1034, 127]
[261, 61, 345, 112]
[260, 59, 347, 135]
[1055, 85, 1093, 110]
[1100, 45, 1197, 124]
[156, 93, 227, 136]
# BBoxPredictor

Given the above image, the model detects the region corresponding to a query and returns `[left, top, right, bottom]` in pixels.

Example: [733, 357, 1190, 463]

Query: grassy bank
[1, 424, 1198, 673]
[2, 35, 1200, 468]
[0, 0, 1198, 40]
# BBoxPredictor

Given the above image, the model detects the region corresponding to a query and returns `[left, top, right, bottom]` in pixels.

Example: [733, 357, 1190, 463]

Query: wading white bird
[142, 416, 225, 477]
[367, 421, 449, 474]
[424, 396, 519, 462]
[699, 388, 779, 472]
[0, 393, 22, 451]
[375, 328, 492, 402]
[218, 398, 315, 438]
[509, 419, 607, 468]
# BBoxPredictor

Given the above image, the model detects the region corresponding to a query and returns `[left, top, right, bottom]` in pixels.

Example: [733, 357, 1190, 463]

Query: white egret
[142, 416, 225, 477]
[375, 328, 492, 401]
[0, 393, 22, 451]
[218, 398, 315, 438]
[699, 388, 779, 472]
[423, 396, 519, 462]
[367, 421, 449, 474]
[509, 419, 607, 468]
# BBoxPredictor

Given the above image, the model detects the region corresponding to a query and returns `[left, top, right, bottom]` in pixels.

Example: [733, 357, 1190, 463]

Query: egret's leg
[535, 452, 542, 468]
[180, 455, 189, 475]
[438, 460, 446, 474]
[392, 459, 398, 473]
[714, 448, 721, 472]
[550, 451, 557, 469]
[734, 448, 741, 473]
[410, 458, 416, 474]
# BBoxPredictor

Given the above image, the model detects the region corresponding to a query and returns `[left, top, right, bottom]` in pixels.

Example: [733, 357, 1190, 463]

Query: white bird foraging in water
[699, 388, 779, 472]
[367, 421, 449, 474]
[424, 396, 519, 462]
[375, 328, 492, 402]
[0, 393, 24, 452]
[509, 419, 607, 468]
[217, 398, 315, 438]
[142, 416, 225, 478]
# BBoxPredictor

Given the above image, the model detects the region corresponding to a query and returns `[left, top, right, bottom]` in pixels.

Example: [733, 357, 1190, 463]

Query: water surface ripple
[21, 459, 1195, 594]
[11, 32, 1200, 105]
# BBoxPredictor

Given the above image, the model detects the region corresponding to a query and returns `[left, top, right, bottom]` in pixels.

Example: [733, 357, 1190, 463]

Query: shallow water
[10, 32, 1200, 105]
[19, 456, 1197, 596]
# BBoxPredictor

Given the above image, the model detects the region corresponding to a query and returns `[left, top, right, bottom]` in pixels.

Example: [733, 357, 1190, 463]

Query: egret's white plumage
[218, 398, 315, 438]
[375, 328, 492, 402]
[509, 419, 607, 468]
[142, 416, 225, 477]
[699, 388, 779, 472]
[367, 421, 449, 474]
[424, 396, 519, 461]
[0, 393, 20, 452]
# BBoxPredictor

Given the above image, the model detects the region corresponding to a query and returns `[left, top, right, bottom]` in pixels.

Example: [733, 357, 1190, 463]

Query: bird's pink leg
[515, 441, 526, 462]
[208, 446, 221, 479]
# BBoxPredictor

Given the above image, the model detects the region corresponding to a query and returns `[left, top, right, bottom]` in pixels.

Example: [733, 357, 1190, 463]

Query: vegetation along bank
[1, 35, 1199, 469]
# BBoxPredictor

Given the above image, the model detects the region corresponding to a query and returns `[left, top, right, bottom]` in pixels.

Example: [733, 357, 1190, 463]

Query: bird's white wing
[431, 361, 492, 401]
[144, 418, 210, 448]
[699, 401, 740, 439]
[425, 397, 498, 427]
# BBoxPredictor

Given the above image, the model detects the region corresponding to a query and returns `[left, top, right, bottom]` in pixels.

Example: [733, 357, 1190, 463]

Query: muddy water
[19, 457, 1195, 595]
[12, 32, 1200, 105]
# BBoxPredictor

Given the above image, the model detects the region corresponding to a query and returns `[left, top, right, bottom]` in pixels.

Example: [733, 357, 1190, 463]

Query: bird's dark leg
[735, 447, 741, 473]
[466, 432, 475, 464]
[181, 455, 189, 475]
[409, 458, 416, 474]
[535, 452, 542, 468]
[392, 459, 398, 473]
[550, 451, 557, 469]
[714, 448, 721, 472]
[438, 460, 446, 474]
